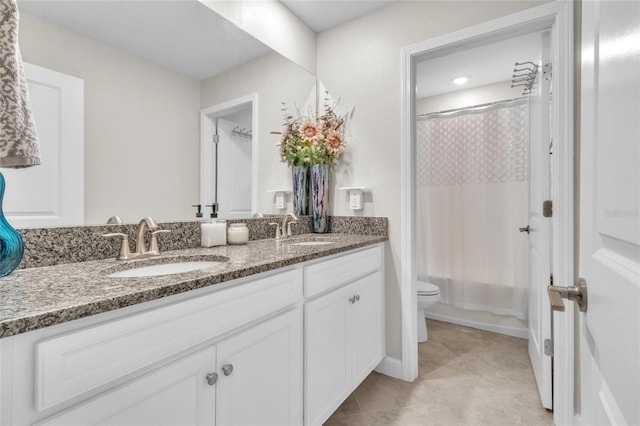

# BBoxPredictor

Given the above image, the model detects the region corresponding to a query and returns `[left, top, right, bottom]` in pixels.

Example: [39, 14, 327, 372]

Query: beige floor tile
[353, 372, 428, 413]
[417, 339, 456, 360]
[333, 395, 362, 416]
[324, 320, 552, 426]
[365, 404, 466, 426]
[459, 395, 553, 426]
[323, 413, 369, 426]
[417, 355, 473, 381]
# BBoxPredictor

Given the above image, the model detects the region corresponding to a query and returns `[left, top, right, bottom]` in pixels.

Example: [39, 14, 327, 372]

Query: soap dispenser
[200, 203, 226, 247]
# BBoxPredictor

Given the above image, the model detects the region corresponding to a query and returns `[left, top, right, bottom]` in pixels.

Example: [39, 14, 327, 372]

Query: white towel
[0, 0, 40, 168]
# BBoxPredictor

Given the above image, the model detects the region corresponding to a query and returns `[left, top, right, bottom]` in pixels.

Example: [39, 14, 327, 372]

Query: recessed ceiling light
[453, 76, 469, 85]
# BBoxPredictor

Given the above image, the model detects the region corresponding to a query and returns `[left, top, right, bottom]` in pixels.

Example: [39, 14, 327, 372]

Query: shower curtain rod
[417, 96, 527, 119]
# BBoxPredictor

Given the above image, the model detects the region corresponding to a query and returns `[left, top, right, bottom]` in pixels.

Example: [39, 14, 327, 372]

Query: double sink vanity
[0, 217, 387, 426]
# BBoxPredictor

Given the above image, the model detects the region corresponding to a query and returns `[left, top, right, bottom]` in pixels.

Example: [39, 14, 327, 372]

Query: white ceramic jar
[227, 223, 249, 245]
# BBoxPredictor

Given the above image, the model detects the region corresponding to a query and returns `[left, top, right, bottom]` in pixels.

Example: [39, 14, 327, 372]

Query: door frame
[200, 94, 258, 217]
[399, 2, 574, 423]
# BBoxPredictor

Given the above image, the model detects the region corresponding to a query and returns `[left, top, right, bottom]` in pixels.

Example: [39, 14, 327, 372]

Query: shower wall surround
[18, 216, 388, 269]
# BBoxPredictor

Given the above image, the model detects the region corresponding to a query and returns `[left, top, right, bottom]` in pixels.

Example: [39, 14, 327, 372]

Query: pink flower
[299, 121, 321, 142]
[324, 130, 344, 155]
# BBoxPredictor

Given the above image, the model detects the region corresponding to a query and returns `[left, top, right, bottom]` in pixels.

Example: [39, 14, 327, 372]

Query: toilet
[417, 281, 441, 343]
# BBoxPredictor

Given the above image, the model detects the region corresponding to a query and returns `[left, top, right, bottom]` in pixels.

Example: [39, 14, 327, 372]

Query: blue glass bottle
[0, 172, 24, 277]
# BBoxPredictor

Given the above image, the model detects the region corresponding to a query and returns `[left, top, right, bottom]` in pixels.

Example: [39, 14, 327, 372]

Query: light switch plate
[349, 190, 363, 210]
[275, 192, 286, 209]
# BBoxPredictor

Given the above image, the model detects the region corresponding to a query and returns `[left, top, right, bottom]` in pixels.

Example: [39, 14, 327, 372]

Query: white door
[350, 272, 384, 386]
[216, 309, 303, 426]
[305, 286, 350, 426]
[38, 346, 216, 426]
[4, 63, 84, 228]
[212, 118, 252, 220]
[527, 32, 553, 410]
[577, 1, 640, 424]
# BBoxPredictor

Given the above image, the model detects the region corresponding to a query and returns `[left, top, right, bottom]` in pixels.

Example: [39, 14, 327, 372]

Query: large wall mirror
[9, 0, 316, 228]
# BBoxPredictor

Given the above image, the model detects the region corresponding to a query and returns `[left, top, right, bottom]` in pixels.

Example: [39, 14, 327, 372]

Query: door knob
[548, 278, 587, 312]
[205, 372, 218, 386]
[519, 225, 530, 234]
[221, 364, 234, 376]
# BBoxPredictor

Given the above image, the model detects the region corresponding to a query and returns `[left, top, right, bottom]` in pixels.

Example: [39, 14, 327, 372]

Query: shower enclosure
[415, 97, 531, 334]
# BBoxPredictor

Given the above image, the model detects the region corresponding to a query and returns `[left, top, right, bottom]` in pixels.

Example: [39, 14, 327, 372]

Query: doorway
[414, 29, 553, 410]
[200, 94, 258, 219]
[400, 3, 574, 423]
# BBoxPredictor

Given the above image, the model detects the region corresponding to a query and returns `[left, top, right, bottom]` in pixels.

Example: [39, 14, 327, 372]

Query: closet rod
[417, 96, 527, 118]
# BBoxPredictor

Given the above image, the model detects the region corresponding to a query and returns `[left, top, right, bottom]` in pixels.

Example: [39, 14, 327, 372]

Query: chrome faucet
[102, 216, 171, 260]
[136, 217, 158, 254]
[268, 213, 299, 240]
[282, 213, 299, 238]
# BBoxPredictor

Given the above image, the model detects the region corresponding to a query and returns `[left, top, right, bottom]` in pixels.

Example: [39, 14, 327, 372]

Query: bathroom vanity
[0, 233, 386, 426]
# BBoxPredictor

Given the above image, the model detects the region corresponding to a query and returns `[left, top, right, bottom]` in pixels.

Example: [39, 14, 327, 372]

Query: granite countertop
[0, 233, 387, 338]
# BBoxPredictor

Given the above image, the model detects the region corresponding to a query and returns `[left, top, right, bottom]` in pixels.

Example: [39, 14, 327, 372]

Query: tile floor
[324, 319, 554, 426]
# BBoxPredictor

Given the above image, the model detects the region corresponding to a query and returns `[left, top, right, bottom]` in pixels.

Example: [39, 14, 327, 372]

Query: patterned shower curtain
[416, 98, 529, 319]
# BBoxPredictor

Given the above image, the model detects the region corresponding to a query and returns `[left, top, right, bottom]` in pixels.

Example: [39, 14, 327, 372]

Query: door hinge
[549, 273, 554, 286]
[544, 338, 554, 356]
[212, 134, 220, 144]
[543, 200, 553, 218]
[543, 63, 552, 80]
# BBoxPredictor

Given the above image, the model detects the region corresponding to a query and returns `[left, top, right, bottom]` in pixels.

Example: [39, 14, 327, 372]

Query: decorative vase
[310, 164, 329, 233]
[292, 165, 310, 216]
[0, 172, 24, 277]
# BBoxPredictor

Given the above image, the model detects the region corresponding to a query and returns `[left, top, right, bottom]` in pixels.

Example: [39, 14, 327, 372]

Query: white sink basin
[289, 241, 335, 246]
[108, 261, 222, 278]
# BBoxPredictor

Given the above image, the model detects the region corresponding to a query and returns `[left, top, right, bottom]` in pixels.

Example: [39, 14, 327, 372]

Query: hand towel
[0, 0, 40, 168]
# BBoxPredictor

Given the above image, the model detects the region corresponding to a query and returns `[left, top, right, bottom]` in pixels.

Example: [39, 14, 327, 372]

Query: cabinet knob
[205, 372, 218, 386]
[349, 295, 356, 304]
[355, 294, 360, 302]
[222, 363, 234, 376]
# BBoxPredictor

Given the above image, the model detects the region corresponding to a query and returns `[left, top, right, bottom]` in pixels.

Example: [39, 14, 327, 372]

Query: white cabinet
[216, 309, 302, 426]
[38, 346, 217, 426]
[1, 244, 384, 426]
[304, 246, 384, 426]
[39, 309, 303, 426]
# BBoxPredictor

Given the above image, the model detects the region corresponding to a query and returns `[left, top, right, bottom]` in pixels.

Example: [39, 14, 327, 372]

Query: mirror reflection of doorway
[200, 95, 257, 220]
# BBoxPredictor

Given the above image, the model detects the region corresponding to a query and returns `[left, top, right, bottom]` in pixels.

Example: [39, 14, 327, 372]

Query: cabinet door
[349, 272, 384, 385]
[37, 346, 216, 426]
[304, 287, 350, 426]
[216, 309, 303, 426]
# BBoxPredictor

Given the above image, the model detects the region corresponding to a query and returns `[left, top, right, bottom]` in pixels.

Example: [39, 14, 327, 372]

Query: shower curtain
[416, 99, 529, 319]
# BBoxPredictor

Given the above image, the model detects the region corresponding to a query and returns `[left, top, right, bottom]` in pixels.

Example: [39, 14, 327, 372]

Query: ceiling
[280, 0, 394, 32]
[416, 32, 543, 98]
[18, 0, 541, 94]
[17, 0, 273, 80]
[17, 0, 392, 81]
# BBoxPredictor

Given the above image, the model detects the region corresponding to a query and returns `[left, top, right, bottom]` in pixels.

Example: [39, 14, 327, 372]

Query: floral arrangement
[275, 93, 346, 166]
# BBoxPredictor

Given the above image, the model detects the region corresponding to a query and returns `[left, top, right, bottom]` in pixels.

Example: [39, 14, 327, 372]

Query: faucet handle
[149, 229, 171, 254]
[268, 222, 282, 240]
[102, 233, 132, 260]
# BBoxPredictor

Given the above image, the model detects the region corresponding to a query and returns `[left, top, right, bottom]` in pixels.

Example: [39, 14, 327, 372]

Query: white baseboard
[375, 356, 403, 380]
[425, 311, 528, 339]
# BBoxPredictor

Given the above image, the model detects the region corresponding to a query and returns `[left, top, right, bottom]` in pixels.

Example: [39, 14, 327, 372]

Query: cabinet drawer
[35, 268, 302, 412]
[304, 246, 381, 298]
